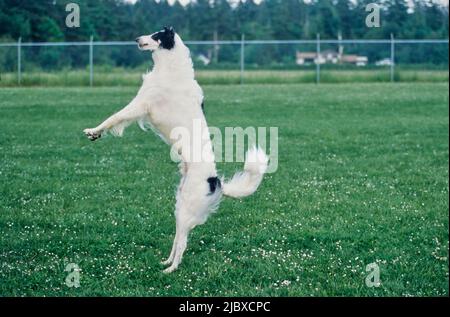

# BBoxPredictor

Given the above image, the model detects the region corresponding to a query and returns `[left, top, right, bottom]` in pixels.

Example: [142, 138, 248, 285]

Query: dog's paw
[83, 128, 102, 141]
[163, 265, 177, 274]
[160, 258, 172, 266]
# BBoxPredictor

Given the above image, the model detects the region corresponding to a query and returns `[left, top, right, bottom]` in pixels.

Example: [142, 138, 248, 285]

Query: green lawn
[0, 83, 448, 296]
[0, 68, 448, 87]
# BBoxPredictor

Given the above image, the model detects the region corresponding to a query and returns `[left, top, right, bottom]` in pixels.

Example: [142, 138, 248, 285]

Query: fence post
[17, 37, 22, 86]
[89, 35, 94, 87]
[316, 33, 320, 84]
[390, 33, 395, 82]
[240, 34, 245, 85]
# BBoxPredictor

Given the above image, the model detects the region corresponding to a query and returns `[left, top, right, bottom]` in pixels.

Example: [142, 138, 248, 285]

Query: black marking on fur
[201, 102, 205, 114]
[151, 26, 175, 50]
[85, 130, 101, 141]
[207, 177, 221, 195]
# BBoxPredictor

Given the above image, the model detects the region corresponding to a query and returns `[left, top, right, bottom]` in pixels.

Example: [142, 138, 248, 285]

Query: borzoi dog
[83, 27, 268, 273]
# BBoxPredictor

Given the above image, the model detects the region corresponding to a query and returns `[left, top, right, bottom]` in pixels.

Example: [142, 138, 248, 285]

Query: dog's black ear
[164, 26, 175, 34]
[156, 26, 175, 50]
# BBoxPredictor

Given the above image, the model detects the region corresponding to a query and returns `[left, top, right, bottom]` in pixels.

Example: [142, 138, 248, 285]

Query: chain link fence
[0, 36, 448, 86]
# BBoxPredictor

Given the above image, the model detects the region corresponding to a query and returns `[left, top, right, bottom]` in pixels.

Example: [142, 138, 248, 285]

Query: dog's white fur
[83, 30, 268, 273]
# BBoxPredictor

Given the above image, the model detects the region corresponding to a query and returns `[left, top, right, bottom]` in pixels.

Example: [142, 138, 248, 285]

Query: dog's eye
[151, 32, 163, 41]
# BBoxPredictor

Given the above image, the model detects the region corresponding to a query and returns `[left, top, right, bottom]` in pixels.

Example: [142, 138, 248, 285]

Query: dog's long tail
[222, 147, 269, 198]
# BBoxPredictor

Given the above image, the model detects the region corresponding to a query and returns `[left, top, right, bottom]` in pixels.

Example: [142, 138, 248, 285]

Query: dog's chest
[146, 87, 202, 141]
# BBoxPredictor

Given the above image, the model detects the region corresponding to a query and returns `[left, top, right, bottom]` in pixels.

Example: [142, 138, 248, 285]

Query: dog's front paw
[83, 128, 102, 141]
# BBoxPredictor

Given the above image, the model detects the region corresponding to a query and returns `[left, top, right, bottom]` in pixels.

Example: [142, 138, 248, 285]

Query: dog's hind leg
[162, 169, 221, 273]
[163, 218, 191, 274]
[161, 231, 178, 266]
[83, 98, 148, 140]
[161, 164, 188, 266]
[162, 192, 199, 273]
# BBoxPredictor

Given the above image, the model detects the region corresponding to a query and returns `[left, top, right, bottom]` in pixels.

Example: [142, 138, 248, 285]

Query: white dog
[83, 27, 268, 273]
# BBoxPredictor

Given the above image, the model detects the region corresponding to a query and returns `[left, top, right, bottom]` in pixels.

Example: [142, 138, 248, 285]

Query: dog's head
[135, 26, 176, 51]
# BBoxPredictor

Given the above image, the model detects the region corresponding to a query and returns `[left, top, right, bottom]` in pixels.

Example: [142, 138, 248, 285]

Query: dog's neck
[151, 35, 195, 80]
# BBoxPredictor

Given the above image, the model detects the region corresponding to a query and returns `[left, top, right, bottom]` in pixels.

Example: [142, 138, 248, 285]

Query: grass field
[0, 68, 448, 86]
[0, 83, 448, 296]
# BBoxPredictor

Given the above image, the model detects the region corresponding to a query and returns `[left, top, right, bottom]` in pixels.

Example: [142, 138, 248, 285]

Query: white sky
[125, 0, 190, 4]
[124, 0, 448, 7]
[125, 0, 263, 5]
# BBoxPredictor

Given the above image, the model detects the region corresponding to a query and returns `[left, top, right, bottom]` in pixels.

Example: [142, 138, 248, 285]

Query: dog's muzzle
[135, 37, 149, 49]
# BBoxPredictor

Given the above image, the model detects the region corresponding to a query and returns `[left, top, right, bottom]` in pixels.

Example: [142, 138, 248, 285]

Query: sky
[124, 0, 262, 5]
[124, 0, 448, 7]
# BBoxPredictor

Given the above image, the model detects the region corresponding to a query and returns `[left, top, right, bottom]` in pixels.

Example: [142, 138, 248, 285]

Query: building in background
[296, 51, 368, 66]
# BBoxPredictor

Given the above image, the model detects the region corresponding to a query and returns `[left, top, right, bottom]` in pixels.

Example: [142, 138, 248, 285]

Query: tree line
[0, 0, 448, 70]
